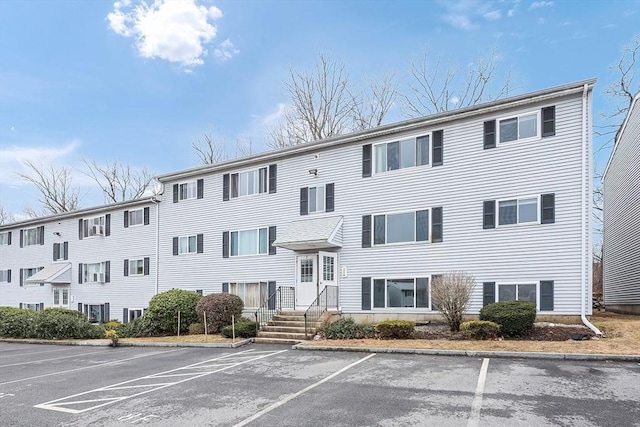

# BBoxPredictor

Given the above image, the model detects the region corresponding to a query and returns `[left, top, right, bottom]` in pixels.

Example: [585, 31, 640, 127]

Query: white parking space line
[467, 358, 490, 427]
[0, 347, 73, 358]
[0, 350, 105, 368]
[233, 353, 377, 427]
[35, 349, 287, 414]
[0, 349, 185, 386]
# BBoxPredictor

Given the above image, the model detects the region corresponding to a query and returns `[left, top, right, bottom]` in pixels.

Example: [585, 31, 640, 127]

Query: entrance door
[319, 251, 337, 288]
[296, 255, 317, 309]
[52, 287, 69, 308]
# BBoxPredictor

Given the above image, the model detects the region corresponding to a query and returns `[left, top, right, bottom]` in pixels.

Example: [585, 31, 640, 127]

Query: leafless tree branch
[0, 205, 13, 225]
[83, 160, 154, 204]
[18, 161, 80, 216]
[192, 133, 228, 165]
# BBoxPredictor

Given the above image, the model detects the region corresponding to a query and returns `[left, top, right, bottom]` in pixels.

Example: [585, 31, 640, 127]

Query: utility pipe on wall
[151, 183, 163, 296]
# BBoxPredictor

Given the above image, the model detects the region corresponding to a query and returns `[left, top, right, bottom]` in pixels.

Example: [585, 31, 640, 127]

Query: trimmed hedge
[0, 307, 103, 339]
[146, 289, 202, 335]
[460, 320, 501, 340]
[196, 293, 244, 333]
[118, 316, 161, 338]
[324, 318, 375, 339]
[479, 301, 536, 337]
[221, 321, 258, 338]
[375, 320, 415, 339]
[0, 307, 38, 338]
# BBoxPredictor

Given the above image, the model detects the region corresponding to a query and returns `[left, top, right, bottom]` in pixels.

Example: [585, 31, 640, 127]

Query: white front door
[296, 255, 317, 309]
[318, 251, 338, 288]
[52, 287, 69, 308]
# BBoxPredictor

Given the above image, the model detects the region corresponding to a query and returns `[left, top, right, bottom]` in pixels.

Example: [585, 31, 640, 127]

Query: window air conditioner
[92, 225, 104, 236]
[93, 273, 105, 283]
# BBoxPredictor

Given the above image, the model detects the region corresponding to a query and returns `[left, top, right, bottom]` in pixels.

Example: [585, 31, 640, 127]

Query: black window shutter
[172, 237, 179, 256]
[53, 243, 59, 261]
[222, 231, 229, 258]
[231, 174, 239, 198]
[39, 226, 45, 245]
[540, 280, 554, 311]
[325, 183, 335, 212]
[105, 214, 111, 236]
[268, 226, 276, 255]
[222, 282, 229, 293]
[19, 268, 23, 287]
[483, 201, 496, 229]
[361, 277, 372, 310]
[84, 304, 88, 317]
[144, 207, 150, 225]
[79, 219, 83, 240]
[123, 308, 129, 324]
[104, 303, 110, 322]
[19, 303, 23, 309]
[78, 263, 83, 284]
[78, 303, 83, 313]
[432, 207, 443, 243]
[197, 234, 204, 253]
[7, 269, 10, 283]
[144, 257, 150, 275]
[362, 215, 371, 248]
[124, 259, 129, 276]
[196, 289, 203, 295]
[541, 193, 555, 224]
[300, 188, 308, 215]
[269, 164, 277, 194]
[124, 210, 129, 228]
[542, 106, 556, 137]
[223, 174, 230, 201]
[362, 144, 372, 177]
[105, 261, 111, 283]
[267, 281, 276, 309]
[7, 231, 10, 245]
[483, 282, 496, 307]
[63, 242, 68, 260]
[432, 130, 443, 166]
[484, 120, 496, 149]
[173, 184, 179, 203]
[38, 303, 44, 311]
[20, 229, 23, 247]
[197, 179, 204, 199]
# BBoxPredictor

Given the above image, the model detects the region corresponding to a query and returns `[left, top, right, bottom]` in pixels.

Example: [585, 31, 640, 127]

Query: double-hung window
[374, 135, 429, 173]
[231, 167, 267, 198]
[498, 197, 538, 226]
[128, 209, 143, 226]
[180, 236, 198, 254]
[129, 259, 144, 275]
[0, 232, 10, 245]
[231, 228, 268, 256]
[230, 282, 268, 308]
[373, 210, 429, 245]
[0, 270, 10, 283]
[84, 262, 106, 283]
[180, 181, 198, 200]
[83, 216, 106, 238]
[499, 283, 537, 304]
[499, 112, 539, 143]
[22, 226, 44, 246]
[363, 277, 430, 309]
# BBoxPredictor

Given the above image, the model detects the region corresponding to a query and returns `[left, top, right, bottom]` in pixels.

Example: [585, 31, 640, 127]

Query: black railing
[304, 285, 338, 339]
[254, 286, 295, 330]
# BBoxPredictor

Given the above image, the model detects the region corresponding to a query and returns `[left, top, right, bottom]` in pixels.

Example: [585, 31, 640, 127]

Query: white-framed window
[83, 216, 105, 238]
[371, 277, 430, 309]
[230, 227, 268, 256]
[179, 236, 198, 254]
[231, 167, 268, 198]
[52, 287, 69, 306]
[88, 305, 104, 323]
[307, 185, 325, 213]
[498, 283, 537, 306]
[84, 262, 105, 283]
[24, 227, 40, 246]
[179, 181, 198, 200]
[128, 259, 145, 276]
[498, 196, 539, 226]
[373, 210, 430, 245]
[374, 135, 429, 174]
[22, 267, 43, 285]
[0, 270, 10, 283]
[230, 282, 268, 308]
[498, 111, 540, 143]
[128, 209, 144, 227]
[0, 232, 10, 245]
[128, 309, 143, 323]
[23, 303, 43, 312]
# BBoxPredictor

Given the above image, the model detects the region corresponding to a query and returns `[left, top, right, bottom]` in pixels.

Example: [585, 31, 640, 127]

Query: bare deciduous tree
[192, 133, 228, 165]
[0, 205, 13, 225]
[431, 271, 477, 332]
[19, 161, 80, 216]
[83, 160, 154, 204]
[402, 49, 513, 117]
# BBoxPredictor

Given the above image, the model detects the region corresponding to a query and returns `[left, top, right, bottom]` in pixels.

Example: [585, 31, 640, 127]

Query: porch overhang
[25, 262, 71, 284]
[273, 216, 343, 251]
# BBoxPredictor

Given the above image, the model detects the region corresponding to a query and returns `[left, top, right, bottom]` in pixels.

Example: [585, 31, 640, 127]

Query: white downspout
[151, 183, 163, 296]
[581, 84, 602, 336]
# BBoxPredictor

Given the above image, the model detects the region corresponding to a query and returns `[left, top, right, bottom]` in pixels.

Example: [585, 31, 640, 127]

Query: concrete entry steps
[255, 311, 323, 344]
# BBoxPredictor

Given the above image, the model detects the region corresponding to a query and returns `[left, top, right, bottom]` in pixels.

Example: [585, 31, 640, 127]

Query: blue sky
[0, 0, 638, 218]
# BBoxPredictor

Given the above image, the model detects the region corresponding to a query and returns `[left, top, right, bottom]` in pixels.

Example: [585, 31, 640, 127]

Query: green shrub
[188, 322, 205, 335]
[0, 308, 38, 338]
[375, 320, 415, 339]
[36, 308, 104, 339]
[460, 320, 501, 340]
[324, 317, 375, 339]
[118, 316, 162, 338]
[221, 321, 258, 338]
[196, 293, 244, 333]
[145, 289, 202, 335]
[103, 320, 124, 331]
[479, 301, 537, 337]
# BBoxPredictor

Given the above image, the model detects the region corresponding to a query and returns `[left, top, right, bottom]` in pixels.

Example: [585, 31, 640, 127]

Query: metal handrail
[303, 285, 338, 339]
[254, 286, 295, 331]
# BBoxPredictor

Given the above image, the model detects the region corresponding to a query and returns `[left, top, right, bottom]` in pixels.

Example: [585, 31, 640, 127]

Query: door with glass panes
[295, 252, 338, 309]
[52, 287, 69, 308]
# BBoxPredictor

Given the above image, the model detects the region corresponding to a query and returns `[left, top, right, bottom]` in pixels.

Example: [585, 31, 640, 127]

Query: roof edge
[602, 90, 640, 180]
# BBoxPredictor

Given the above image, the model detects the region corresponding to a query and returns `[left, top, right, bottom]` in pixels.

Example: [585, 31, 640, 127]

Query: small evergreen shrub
[196, 293, 244, 333]
[36, 308, 104, 339]
[221, 321, 258, 338]
[118, 316, 161, 338]
[0, 308, 38, 338]
[460, 320, 501, 340]
[375, 320, 416, 339]
[479, 301, 536, 337]
[188, 322, 205, 335]
[146, 289, 202, 335]
[323, 317, 375, 339]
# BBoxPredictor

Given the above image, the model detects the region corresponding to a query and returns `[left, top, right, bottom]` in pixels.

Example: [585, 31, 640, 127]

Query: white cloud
[107, 0, 227, 69]
[213, 39, 239, 61]
[529, 1, 554, 10]
[508, 8, 516, 17]
[0, 141, 80, 186]
[443, 14, 478, 31]
[483, 10, 502, 21]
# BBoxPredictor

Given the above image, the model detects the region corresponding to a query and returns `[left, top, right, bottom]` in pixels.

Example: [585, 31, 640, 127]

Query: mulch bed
[414, 324, 594, 341]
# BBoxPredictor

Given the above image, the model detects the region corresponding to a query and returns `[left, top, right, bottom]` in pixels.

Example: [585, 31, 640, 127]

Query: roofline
[157, 78, 597, 182]
[602, 90, 640, 180]
[0, 197, 157, 231]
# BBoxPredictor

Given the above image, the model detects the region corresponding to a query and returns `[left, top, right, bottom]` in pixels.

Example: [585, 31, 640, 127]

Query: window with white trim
[23, 227, 40, 246]
[231, 167, 268, 198]
[230, 282, 268, 308]
[84, 262, 106, 283]
[371, 277, 430, 309]
[179, 236, 198, 254]
[230, 228, 268, 256]
[498, 283, 537, 305]
[128, 309, 143, 323]
[88, 304, 104, 323]
[83, 216, 105, 238]
[0, 270, 10, 283]
[22, 267, 43, 285]
[373, 210, 429, 245]
[23, 303, 43, 312]
[52, 287, 69, 306]
[0, 232, 10, 245]
[498, 197, 538, 226]
[307, 185, 325, 213]
[128, 209, 144, 226]
[180, 181, 198, 200]
[498, 112, 539, 143]
[128, 259, 145, 276]
[374, 135, 429, 173]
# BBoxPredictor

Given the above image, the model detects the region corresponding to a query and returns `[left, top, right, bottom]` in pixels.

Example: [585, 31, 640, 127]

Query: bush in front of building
[375, 320, 416, 339]
[36, 308, 104, 339]
[460, 320, 501, 340]
[118, 315, 162, 338]
[221, 321, 258, 338]
[0, 306, 38, 338]
[188, 322, 205, 335]
[479, 301, 537, 337]
[323, 317, 376, 339]
[102, 320, 124, 332]
[196, 293, 244, 334]
[145, 288, 202, 335]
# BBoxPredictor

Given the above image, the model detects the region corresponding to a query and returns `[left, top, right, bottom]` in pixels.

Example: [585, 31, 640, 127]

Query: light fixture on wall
[53, 232, 61, 237]
[309, 168, 318, 176]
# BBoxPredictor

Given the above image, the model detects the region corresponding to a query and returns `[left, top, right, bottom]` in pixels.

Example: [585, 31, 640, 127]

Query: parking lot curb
[0, 338, 252, 348]
[291, 343, 640, 362]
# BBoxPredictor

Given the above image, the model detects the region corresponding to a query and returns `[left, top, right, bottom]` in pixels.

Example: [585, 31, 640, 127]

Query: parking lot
[0, 342, 638, 426]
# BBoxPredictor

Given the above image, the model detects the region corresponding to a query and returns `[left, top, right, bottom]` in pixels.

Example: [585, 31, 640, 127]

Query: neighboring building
[0, 79, 596, 322]
[603, 91, 640, 315]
